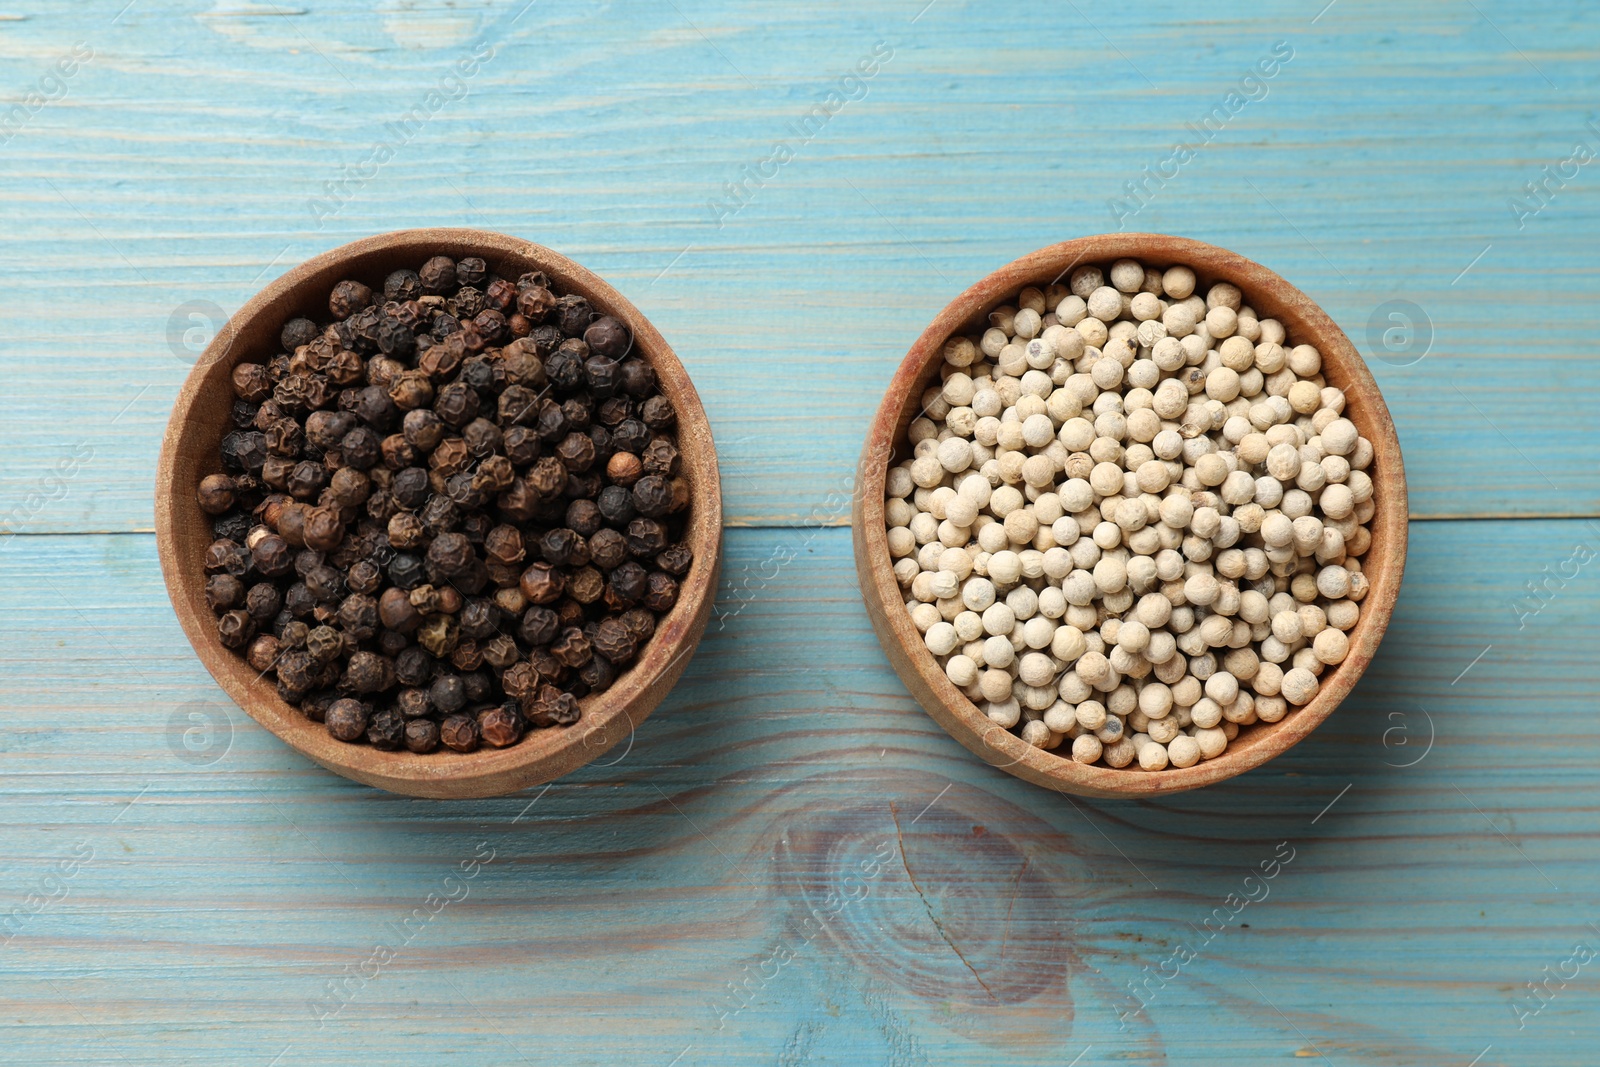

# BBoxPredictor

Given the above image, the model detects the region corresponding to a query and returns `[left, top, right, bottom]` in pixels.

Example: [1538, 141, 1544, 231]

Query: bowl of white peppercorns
[853, 234, 1406, 798]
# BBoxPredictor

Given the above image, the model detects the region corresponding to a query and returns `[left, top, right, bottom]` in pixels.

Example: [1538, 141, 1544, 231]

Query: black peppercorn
[252, 534, 295, 577]
[405, 717, 440, 752]
[212, 512, 252, 544]
[503, 425, 540, 467]
[207, 255, 690, 754]
[641, 438, 680, 477]
[429, 673, 467, 715]
[563, 470, 603, 502]
[246, 582, 283, 621]
[205, 573, 245, 613]
[525, 684, 580, 727]
[607, 561, 648, 606]
[302, 506, 345, 553]
[644, 572, 679, 612]
[631, 475, 673, 518]
[247, 634, 282, 673]
[375, 317, 415, 358]
[197, 474, 237, 515]
[618, 360, 656, 398]
[588, 527, 629, 571]
[388, 371, 434, 412]
[596, 485, 636, 526]
[339, 426, 379, 471]
[338, 593, 379, 640]
[641, 395, 676, 431]
[366, 707, 406, 750]
[462, 417, 503, 458]
[592, 616, 638, 664]
[540, 528, 588, 568]
[384, 269, 422, 301]
[346, 651, 395, 693]
[281, 317, 319, 351]
[390, 467, 431, 510]
[434, 381, 480, 428]
[583, 354, 620, 397]
[519, 563, 565, 605]
[518, 605, 560, 648]
[578, 653, 615, 693]
[611, 418, 650, 454]
[419, 494, 460, 535]
[217, 609, 255, 649]
[625, 518, 668, 558]
[326, 698, 368, 742]
[462, 669, 493, 702]
[554, 294, 593, 337]
[657, 542, 694, 577]
[516, 285, 556, 320]
[204, 538, 251, 577]
[555, 432, 597, 473]
[403, 408, 445, 451]
[429, 437, 470, 477]
[477, 704, 522, 748]
[329, 280, 373, 320]
[395, 645, 434, 688]
[583, 316, 630, 359]
[440, 713, 479, 752]
[420, 256, 457, 295]
[620, 607, 656, 644]
[459, 598, 499, 641]
[565, 498, 603, 537]
[305, 563, 346, 603]
[221, 430, 269, 472]
[303, 410, 354, 450]
[427, 531, 476, 578]
[455, 257, 488, 288]
[471, 309, 507, 345]
[544, 348, 585, 392]
[285, 583, 317, 618]
[484, 277, 518, 313]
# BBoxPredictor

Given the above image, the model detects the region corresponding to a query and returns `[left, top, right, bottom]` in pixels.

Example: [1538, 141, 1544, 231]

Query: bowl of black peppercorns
[156, 229, 722, 798]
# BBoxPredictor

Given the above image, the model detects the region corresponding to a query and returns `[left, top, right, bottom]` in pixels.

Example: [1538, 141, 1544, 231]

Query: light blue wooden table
[2, 1, 1598, 1063]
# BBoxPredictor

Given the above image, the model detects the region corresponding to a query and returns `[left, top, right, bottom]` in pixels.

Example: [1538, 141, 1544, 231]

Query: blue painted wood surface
[1, 0, 1598, 1064]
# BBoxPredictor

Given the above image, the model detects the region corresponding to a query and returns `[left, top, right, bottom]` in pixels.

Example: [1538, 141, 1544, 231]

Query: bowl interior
[157, 229, 721, 798]
[854, 234, 1406, 797]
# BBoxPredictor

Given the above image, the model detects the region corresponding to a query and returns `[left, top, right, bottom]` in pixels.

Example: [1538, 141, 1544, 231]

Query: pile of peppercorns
[196, 254, 693, 754]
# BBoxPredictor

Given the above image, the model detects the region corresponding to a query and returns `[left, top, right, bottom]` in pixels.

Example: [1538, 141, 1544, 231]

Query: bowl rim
[156, 227, 722, 798]
[851, 233, 1408, 798]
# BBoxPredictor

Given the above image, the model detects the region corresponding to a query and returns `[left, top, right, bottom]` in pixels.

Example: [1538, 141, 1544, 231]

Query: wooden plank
[0, 520, 1597, 1064]
[1, 0, 1599, 531]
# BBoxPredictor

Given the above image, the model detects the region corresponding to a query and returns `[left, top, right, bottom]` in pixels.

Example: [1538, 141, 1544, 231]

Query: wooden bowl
[156, 229, 722, 798]
[852, 234, 1407, 798]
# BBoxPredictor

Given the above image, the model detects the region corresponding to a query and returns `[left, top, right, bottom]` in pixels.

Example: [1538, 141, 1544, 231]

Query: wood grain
[2, 522, 1598, 1064]
[0, 0, 1596, 1062]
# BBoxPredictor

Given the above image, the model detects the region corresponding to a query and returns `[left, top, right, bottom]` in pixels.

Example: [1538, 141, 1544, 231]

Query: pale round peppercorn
[1194, 726, 1228, 759]
[1147, 715, 1181, 744]
[1167, 734, 1201, 768]
[1312, 628, 1349, 665]
[1071, 733, 1104, 764]
[1138, 742, 1170, 771]
[1281, 667, 1320, 705]
[946, 654, 979, 688]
